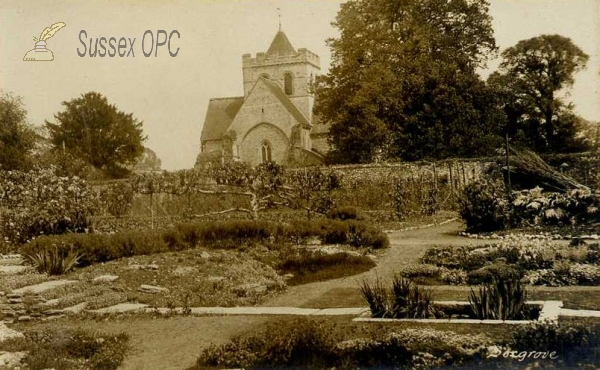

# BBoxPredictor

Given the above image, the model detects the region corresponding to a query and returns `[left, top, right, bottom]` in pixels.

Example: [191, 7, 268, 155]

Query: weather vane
[277, 7, 281, 31]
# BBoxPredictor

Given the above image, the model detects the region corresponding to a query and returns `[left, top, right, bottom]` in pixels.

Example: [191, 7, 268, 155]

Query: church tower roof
[266, 30, 296, 55]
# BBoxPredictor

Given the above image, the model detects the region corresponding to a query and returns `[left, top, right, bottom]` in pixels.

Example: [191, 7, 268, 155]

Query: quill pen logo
[23, 22, 66, 61]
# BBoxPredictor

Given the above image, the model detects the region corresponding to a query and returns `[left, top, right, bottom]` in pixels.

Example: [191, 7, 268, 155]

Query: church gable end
[198, 27, 329, 167]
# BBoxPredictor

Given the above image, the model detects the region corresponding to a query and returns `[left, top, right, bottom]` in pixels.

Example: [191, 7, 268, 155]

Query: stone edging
[459, 231, 600, 241]
[385, 217, 459, 233]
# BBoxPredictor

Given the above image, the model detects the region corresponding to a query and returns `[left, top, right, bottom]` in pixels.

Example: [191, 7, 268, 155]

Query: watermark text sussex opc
[77, 30, 180, 57]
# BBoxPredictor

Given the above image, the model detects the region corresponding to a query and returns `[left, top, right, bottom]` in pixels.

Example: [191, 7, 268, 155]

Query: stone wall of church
[230, 82, 297, 142]
[239, 122, 290, 166]
[310, 134, 330, 155]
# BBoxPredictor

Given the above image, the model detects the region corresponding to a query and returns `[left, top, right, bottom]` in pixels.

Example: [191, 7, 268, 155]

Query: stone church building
[197, 29, 330, 167]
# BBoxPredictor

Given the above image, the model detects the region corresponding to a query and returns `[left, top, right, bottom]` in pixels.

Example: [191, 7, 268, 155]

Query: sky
[1, 0, 599, 170]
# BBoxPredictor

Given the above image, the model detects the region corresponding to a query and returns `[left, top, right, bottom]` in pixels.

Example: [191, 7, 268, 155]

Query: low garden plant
[420, 240, 600, 287]
[194, 317, 495, 370]
[0, 327, 129, 370]
[508, 320, 600, 368]
[459, 178, 600, 233]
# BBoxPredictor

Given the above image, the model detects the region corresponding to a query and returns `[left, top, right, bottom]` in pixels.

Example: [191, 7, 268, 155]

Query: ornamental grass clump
[24, 246, 81, 275]
[468, 277, 528, 320]
[361, 276, 390, 318]
[361, 276, 438, 318]
[391, 276, 437, 319]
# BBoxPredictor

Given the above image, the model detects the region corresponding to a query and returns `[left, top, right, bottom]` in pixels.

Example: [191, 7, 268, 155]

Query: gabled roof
[267, 30, 296, 55]
[260, 77, 311, 127]
[200, 97, 244, 141]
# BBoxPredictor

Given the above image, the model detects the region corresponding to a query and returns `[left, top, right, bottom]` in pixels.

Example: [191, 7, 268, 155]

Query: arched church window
[261, 141, 272, 163]
[283, 72, 293, 95]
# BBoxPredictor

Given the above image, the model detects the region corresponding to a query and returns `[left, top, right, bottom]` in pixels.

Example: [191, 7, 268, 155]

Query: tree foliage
[0, 92, 37, 170]
[133, 147, 162, 172]
[46, 92, 146, 176]
[315, 0, 501, 163]
[489, 34, 590, 153]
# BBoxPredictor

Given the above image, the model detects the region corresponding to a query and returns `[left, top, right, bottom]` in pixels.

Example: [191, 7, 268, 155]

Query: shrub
[282, 220, 321, 245]
[21, 231, 168, 267]
[467, 262, 523, 285]
[175, 220, 281, 249]
[23, 247, 81, 275]
[468, 277, 528, 320]
[22, 219, 388, 268]
[346, 221, 389, 249]
[0, 168, 98, 245]
[318, 220, 389, 249]
[326, 206, 363, 220]
[197, 318, 338, 369]
[459, 179, 510, 232]
[510, 321, 600, 367]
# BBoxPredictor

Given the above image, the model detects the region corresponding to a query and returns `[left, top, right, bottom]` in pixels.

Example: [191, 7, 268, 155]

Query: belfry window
[261, 141, 272, 163]
[283, 72, 293, 95]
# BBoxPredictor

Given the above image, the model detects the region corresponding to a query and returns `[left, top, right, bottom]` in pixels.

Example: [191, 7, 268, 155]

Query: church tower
[198, 26, 328, 168]
[242, 29, 321, 120]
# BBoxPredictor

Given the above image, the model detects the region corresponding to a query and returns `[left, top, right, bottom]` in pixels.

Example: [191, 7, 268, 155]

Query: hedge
[21, 219, 389, 267]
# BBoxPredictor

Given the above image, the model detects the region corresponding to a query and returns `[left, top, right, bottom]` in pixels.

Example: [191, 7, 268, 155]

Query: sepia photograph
[0, 0, 599, 369]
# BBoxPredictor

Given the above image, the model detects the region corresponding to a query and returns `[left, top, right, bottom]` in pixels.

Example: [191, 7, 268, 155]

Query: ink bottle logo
[23, 22, 66, 61]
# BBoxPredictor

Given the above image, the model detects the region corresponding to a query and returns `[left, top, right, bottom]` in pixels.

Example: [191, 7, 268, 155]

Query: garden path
[263, 220, 492, 308]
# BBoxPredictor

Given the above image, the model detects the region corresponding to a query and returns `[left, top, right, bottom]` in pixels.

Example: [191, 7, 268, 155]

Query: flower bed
[419, 239, 600, 286]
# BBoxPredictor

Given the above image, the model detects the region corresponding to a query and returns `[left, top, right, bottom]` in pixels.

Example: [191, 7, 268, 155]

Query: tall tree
[0, 92, 37, 170]
[315, 0, 501, 163]
[46, 92, 146, 176]
[491, 34, 589, 152]
[133, 147, 162, 172]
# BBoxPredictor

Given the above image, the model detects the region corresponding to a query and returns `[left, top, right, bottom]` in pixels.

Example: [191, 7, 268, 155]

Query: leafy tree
[133, 147, 162, 172]
[315, 0, 501, 163]
[46, 92, 146, 176]
[0, 92, 37, 170]
[490, 34, 590, 153]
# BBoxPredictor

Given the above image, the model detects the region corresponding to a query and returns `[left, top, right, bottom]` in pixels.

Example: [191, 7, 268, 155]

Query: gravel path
[264, 220, 492, 307]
